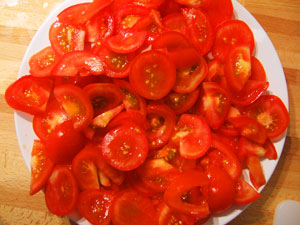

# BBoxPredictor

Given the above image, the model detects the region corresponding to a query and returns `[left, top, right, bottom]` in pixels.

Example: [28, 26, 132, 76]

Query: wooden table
[0, 0, 299, 224]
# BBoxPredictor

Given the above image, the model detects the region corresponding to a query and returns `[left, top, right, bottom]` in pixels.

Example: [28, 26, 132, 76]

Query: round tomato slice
[30, 140, 54, 195]
[146, 103, 176, 150]
[152, 31, 190, 51]
[244, 94, 289, 139]
[5, 75, 53, 115]
[45, 165, 79, 216]
[45, 120, 86, 164]
[105, 31, 147, 54]
[77, 189, 113, 225]
[52, 51, 104, 76]
[163, 89, 200, 114]
[49, 22, 85, 56]
[29, 46, 60, 77]
[53, 84, 94, 130]
[102, 124, 148, 171]
[129, 50, 176, 100]
[234, 177, 261, 205]
[199, 82, 231, 130]
[83, 83, 124, 116]
[182, 8, 214, 55]
[212, 20, 255, 62]
[33, 98, 70, 141]
[172, 114, 211, 159]
[173, 56, 208, 94]
[162, 13, 187, 34]
[111, 190, 156, 225]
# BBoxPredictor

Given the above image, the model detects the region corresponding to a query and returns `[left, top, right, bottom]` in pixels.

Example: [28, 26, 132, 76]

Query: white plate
[14, 0, 289, 224]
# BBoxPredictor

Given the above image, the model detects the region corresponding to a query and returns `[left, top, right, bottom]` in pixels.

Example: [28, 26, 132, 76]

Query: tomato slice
[146, 103, 176, 150]
[167, 47, 202, 69]
[105, 31, 147, 54]
[173, 55, 208, 93]
[224, 45, 251, 92]
[238, 137, 267, 162]
[45, 165, 79, 216]
[212, 20, 255, 62]
[202, 167, 236, 213]
[250, 56, 267, 81]
[57, 0, 113, 26]
[152, 31, 190, 51]
[175, 0, 211, 7]
[52, 51, 104, 76]
[244, 95, 289, 139]
[111, 190, 156, 225]
[182, 8, 214, 55]
[129, 50, 176, 100]
[106, 111, 147, 131]
[172, 114, 211, 159]
[164, 170, 210, 217]
[30, 140, 54, 195]
[246, 155, 266, 190]
[199, 82, 231, 130]
[29, 46, 60, 77]
[33, 98, 70, 141]
[45, 120, 86, 164]
[162, 13, 187, 34]
[92, 104, 125, 128]
[83, 83, 124, 116]
[163, 89, 200, 114]
[5, 75, 53, 115]
[264, 138, 278, 160]
[132, 0, 165, 8]
[102, 124, 148, 171]
[49, 22, 85, 56]
[158, 0, 181, 17]
[53, 84, 94, 130]
[77, 189, 113, 225]
[234, 177, 261, 205]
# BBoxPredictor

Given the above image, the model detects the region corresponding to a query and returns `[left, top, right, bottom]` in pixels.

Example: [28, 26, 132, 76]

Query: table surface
[0, 0, 299, 224]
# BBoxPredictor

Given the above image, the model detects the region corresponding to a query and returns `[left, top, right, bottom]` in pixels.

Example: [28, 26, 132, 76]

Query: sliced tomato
[111, 189, 156, 225]
[199, 82, 231, 130]
[53, 75, 107, 88]
[30, 140, 54, 195]
[158, 0, 181, 17]
[29, 46, 60, 77]
[92, 104, 125, 128]
[57, 0, 113, 26]
[129, 50, 176, 100]
[202, 0, 233, 29]
[53, 84, 94, 130]
[127, 172, 159, 197]
[173, 55, 208, 93]
[77, 189, 113, 225]
[137, 159, 179, 192]
[83, 83, 124, 116]
[5, 75, 53, 115]
[162, 13, 187, 34]
[106, 111, 147, 131]
[234, 177, 261, 205]
[224, 45, 251, 92]
[230, 116, 267, 144]
[202, 166, 236, 213]
[182, 8, 214, 55]
[152, 31, 190, 51]
[49, 22, 85, 56]
[264, 138, 278, 160]
[52, 51, 104, 76]
[228, 80, 269, 106]
[45, 120, 86, 164]
[105, 31, 147, 54]
[175, 0, 211, 8]
[85, 8, 114, 42]
[172, 114, 211, 159]
[164, 170, 210, 217]
[45, 165, 79, 216]
[246, 155, 266, 190]
[33, 98, 70, 141]
[250, 56, 267, 81]
[244, 95, 289, 139]
[238, 137, 267, 162]
[132, 0, 165, 8]
[212, 20, 255, 62]
[102, 124, 148, 171]
[146, 103, 176, 150]
[163, 89, 200, 114]
[206, 59, 225, 85]
[167, 47, 202, 69]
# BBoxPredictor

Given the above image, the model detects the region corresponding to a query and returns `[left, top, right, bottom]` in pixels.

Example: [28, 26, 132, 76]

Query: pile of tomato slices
[5, 0, 290, 224]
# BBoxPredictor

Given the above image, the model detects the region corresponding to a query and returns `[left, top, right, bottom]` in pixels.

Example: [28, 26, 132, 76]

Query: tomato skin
[129, 50, 176, 100]
[77, 189, 113, 225]
[45, 120, 86, 164]
[5, 75, 53, 115]
[29, 46, 60, 77]
[102, 124, 149, 171]
[111, 189, 156, 225]
[250, 56, 267, 81]
[30, 140, 54, 195]
[45, 165, 79, 216]
[234, 177, 261, 205]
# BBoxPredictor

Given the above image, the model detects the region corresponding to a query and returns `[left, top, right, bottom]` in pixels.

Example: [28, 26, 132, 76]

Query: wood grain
[0, 0, 299, 225]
